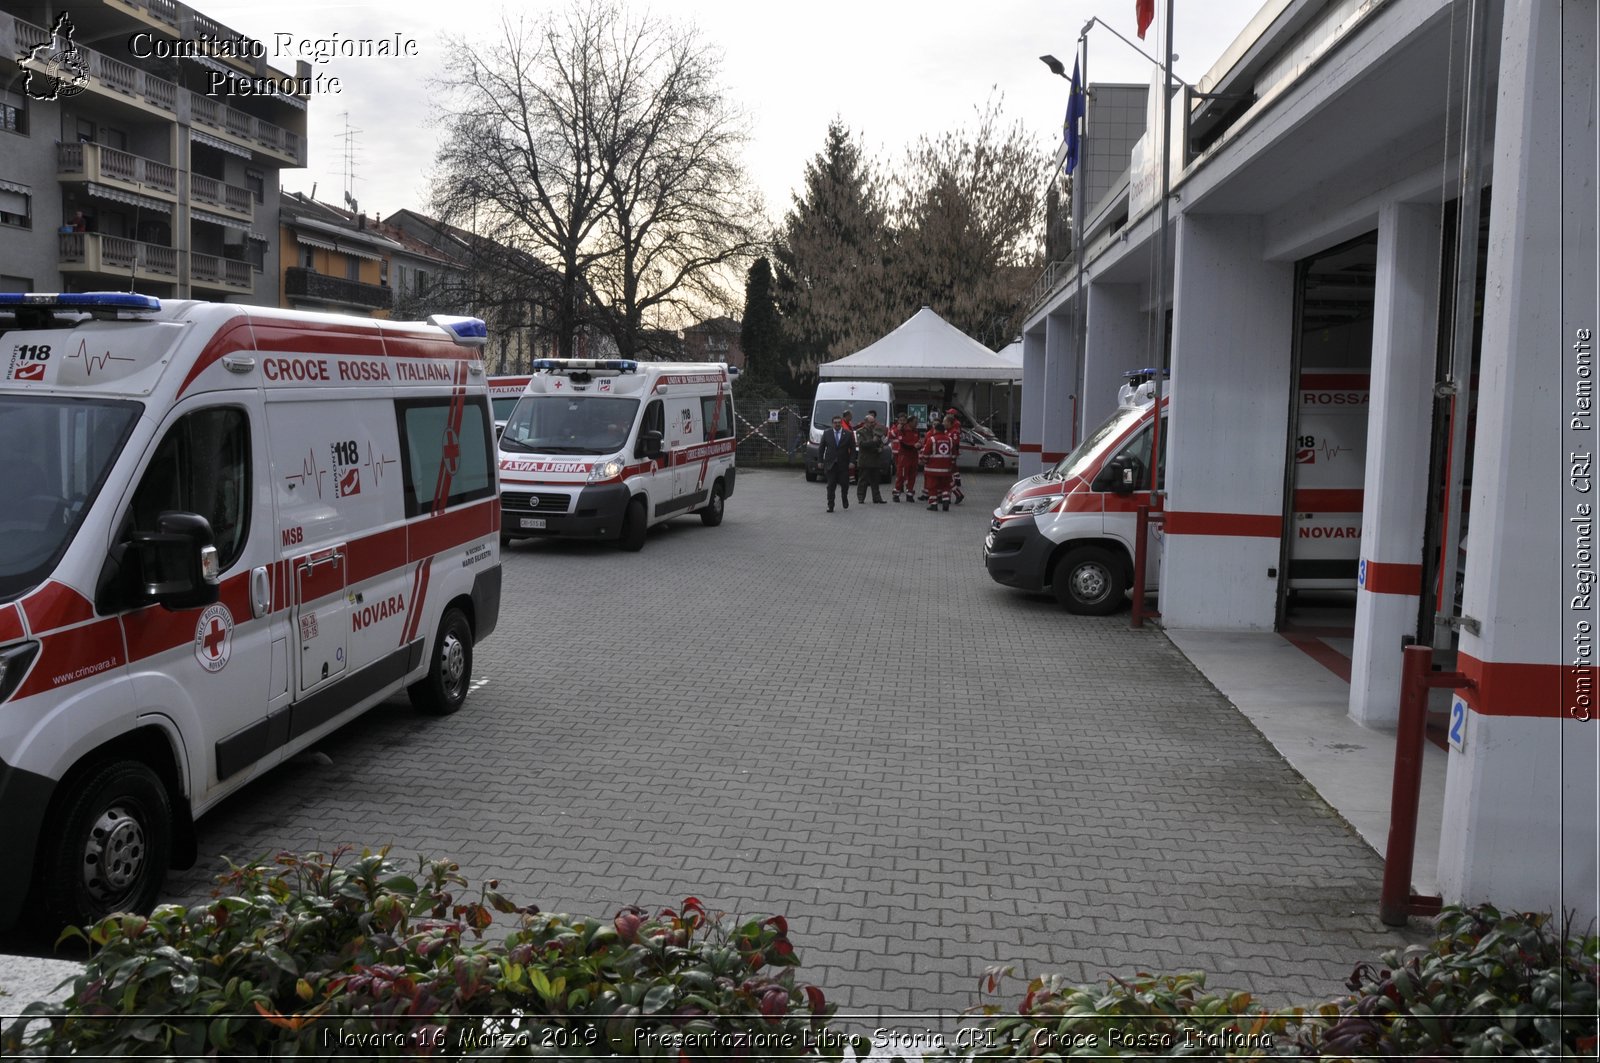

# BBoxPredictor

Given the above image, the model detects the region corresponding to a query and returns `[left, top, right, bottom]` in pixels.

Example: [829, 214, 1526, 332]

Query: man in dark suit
[817, 414, 856, 512]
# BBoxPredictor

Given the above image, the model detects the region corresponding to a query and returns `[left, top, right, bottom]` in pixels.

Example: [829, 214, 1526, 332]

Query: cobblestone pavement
[166, 468, 1424, 1020]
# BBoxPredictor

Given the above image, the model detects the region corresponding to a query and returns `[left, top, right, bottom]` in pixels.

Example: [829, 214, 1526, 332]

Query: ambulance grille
[502, 491, 570, 514]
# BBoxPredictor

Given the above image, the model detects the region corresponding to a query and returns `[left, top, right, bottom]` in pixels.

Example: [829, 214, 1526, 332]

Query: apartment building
[0, 0, 306, 301]
[278, 190, 402, 316]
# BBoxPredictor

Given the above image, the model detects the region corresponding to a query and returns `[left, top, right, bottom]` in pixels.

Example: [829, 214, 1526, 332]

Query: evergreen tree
[738, 257, 782, 386]
[772, 120, 897, 392]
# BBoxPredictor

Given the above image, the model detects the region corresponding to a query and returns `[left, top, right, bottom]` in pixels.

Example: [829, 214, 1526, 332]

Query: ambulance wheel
[1053, 547, 1126, 616]
[619, 498, 648, 552]
[700, 481, 726, 526]
[40, 760, 172, 928]
[980, 453, 1004, 470]
[410, 606, 473, 716]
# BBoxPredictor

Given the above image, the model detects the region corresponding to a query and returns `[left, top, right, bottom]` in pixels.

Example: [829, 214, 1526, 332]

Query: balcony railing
[58, 142, 179, 198]
[285, 267, 392, 310]
[12, 16, 177, 114]
[191, 252, 253, 291]
[189, 173, 254, 217]
[59, 232, 179, 279]
[110, 0, 181, 27]
[188, 91, 304, 165]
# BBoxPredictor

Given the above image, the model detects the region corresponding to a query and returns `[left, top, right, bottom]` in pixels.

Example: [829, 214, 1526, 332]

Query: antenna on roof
[339, 111, 362, 215]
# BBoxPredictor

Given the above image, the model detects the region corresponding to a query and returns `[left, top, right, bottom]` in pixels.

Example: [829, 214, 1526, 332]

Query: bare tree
[431, 1, 760, 359]
[890, 94, 1046, 347]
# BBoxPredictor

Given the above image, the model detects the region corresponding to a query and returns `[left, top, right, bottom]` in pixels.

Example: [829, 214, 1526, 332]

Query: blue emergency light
[426, 315, 489, 347]
[532, 358, 638, 373]
[0, 292, 162, 316]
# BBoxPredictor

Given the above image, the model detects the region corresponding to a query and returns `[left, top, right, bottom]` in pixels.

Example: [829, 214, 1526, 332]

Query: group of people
[816, 408, 966, 513]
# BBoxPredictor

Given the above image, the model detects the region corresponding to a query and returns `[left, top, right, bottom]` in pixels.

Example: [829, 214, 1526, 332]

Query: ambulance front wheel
[410, 606, 473, 716]
[700, 481, 726, 526]
[1052, 547, 1126, 616]
[619, 498, 648, 552]
[40, 760, 173, 929]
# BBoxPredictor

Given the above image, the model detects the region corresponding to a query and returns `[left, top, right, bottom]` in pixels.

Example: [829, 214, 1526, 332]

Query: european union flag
[1063, 58, 1085, 175]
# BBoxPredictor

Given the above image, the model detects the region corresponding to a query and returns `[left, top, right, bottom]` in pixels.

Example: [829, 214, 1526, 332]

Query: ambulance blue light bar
[1121, 367, 1168, 381]
[426, 315, 488, 348]
[0, 292, 162, 316]
[532, 358, 638, 373]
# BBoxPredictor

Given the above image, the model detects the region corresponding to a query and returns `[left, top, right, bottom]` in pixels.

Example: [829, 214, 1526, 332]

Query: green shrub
[2, 848, 871, 1060]
[929, 906, 1598, 1060]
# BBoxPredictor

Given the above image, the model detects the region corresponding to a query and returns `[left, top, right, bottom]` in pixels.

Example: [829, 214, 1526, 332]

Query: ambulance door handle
[250, 566, 271, 619]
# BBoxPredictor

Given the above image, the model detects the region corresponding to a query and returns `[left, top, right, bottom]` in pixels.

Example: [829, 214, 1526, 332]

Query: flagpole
[1149, 0, 1174, 496]
[1072, 31, 1088, 449]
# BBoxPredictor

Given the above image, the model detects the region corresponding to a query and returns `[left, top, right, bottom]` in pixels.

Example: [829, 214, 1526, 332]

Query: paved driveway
[166, 468, 1421, 1018]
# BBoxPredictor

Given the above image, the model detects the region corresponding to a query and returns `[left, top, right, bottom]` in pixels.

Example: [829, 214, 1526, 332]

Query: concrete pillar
[1348, 202, 1441, 727]
[1019, 329, 1047, 476]
[1160, 214, 1295, 630]
[1041, 309, 1077, 466]
[1084, 282, 1143, 435]
[1437, 1, 1598, 921]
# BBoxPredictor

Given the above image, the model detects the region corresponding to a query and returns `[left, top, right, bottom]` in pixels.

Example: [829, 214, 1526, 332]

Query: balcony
[192, 252, 253, 292]
[59, 232, 178, 282]
[58, 142, 179, 200]
[285, 267, 392, 311]
[108, 0, 181, 28]
[188, 92, 305, 167]
[189, 173, 254, 220]
[12, 17, 178, 115]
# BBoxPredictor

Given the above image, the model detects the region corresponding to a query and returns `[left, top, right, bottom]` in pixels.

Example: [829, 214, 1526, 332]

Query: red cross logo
[194, 603, 233, 672]
[442, 427, 460, 475]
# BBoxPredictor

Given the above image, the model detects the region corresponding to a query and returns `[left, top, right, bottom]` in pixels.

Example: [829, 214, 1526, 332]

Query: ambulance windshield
[1047, 404, 1146, 480]
[499, 395, 640, 455]
[0, 396, 141, 601]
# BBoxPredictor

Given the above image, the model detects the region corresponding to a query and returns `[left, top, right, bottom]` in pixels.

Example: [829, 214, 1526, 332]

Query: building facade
[1023, 0, 1596, 920]
[0, 0, 306, 302]
[278, 191, 402, 317]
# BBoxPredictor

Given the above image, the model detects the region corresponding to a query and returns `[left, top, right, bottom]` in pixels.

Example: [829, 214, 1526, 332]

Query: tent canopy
[818, 307, 1022, 382]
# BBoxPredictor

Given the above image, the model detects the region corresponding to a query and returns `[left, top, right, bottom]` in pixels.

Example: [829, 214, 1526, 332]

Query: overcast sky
[203, 0, 1264, 225]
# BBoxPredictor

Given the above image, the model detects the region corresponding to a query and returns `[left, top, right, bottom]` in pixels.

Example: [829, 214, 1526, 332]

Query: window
[345, 255, 360, 281]
[76, 118, 95, 143]
[635, 399, 664, 459]
[0, 89, 26, 135]
[302, 245, 314, 269]
[244, 238, 265, 271]
[245, 169, 264, 203]
[701, 395, 733, 441]
[415, 269, 429, 294]
[395, 396, 494, 518]
[0, 187, 30, 229]
[1093, 416, 1167, 492]
[128, 407, 252, 572]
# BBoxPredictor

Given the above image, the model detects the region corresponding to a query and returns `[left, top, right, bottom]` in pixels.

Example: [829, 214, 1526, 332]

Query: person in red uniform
[890, 413, 920, 502]
[944, 409, 966, 505]
[921, 416, 957, 511]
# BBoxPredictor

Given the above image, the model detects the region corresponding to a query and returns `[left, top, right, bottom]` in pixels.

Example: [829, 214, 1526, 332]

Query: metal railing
[285, 267, 392, 310]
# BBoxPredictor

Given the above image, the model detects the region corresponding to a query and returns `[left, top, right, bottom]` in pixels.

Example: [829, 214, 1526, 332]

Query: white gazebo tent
[818, 307, 1022, 439]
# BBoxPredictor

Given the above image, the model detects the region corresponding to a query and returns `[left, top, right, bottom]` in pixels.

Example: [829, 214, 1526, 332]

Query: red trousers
[923, 469, 953, 502]
[894, 451, 919, 494]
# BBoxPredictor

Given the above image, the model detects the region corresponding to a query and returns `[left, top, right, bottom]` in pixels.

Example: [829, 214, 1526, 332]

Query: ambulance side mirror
[129, 511, 221, 611]
[1102, 456, 1144, 496]
[640, 430, 663, 459]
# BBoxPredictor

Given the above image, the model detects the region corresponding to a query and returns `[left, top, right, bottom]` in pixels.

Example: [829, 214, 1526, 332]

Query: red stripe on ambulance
[20, 581, 97, 632]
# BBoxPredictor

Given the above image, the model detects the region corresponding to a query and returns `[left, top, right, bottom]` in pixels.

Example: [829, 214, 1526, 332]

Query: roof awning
[0, 178, 29, 195]
[339, 245, 383, 262]
[296, 234, 337, 252]
[190, 130, 253, 159]
[85, 182, 172, 214]
[192, 207, 249, 230]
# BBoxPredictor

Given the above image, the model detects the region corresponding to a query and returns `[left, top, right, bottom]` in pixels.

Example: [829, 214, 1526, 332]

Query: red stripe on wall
[1041, 451, 1068, 462]
[1018, 443, 1042, 453]
[1457, 653, 1597, 720]
[1165, 511, 1282, 537]
[1362, 560, 1422, 596]
[1293, 488, 1364, 511]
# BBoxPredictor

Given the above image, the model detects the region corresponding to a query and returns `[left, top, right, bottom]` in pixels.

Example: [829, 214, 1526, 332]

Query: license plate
[520, 517, 546, 530]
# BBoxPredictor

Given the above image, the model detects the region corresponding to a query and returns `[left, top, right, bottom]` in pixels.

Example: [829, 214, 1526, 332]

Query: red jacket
[889, 424, 920, 456]
[921, 427, 956, 473]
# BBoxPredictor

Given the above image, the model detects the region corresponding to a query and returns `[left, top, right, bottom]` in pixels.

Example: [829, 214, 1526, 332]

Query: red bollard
[1131, 506, 1163, 629]
[1380, 644, 1469, 925]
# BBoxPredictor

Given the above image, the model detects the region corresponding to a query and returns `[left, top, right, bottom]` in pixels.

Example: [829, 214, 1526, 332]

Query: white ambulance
[488, 374, 532, 436]
[497, 359, 735, 551]
[0, 292, 502, 930]
[983, 370, 1367, 613]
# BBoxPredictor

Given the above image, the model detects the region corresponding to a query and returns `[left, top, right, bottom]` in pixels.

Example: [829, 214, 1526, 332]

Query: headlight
[0, 641, 40, 704]
[1004, 495, 1057, 517]
[588, 458, 625, 483]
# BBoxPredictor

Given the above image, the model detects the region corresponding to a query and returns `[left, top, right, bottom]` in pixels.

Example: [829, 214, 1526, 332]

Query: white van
[497, 359, 735, 551]
[0, 292, 501, 930]
[488, 374, 532, 436]
[805, 380, 894, 481]
[983, 370, 1366, 613]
